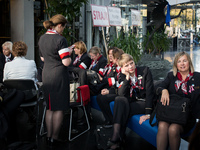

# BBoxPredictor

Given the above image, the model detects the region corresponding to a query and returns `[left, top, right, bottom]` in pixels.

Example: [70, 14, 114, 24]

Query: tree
[43, 0, 88, 44]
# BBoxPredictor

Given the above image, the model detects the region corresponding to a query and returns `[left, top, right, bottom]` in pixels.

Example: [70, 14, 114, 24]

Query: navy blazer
[90, 55, 107, 76]
[73, 52, 91, 69]
[118, 66, 156, 114]
[156, 71, 200, 118]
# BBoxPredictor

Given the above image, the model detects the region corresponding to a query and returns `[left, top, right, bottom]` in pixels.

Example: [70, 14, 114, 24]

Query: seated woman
[107, 53, 156, 150]
[69, 41, 91, 85]
[96, 48, 124, 128]
[88, 46, 107, 95]
[156, 51, 200, 150]
[3, 41, 37, 84]
[88, 46, 107, 76]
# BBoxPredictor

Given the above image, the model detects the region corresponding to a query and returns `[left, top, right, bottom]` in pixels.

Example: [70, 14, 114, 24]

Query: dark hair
[12, 41, 27, 57]
[113, 48, 124, 59]
[43, 14, 68, 29]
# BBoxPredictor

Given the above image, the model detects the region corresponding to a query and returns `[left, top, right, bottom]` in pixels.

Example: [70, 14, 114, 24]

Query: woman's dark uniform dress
[39, 33, 70, 111]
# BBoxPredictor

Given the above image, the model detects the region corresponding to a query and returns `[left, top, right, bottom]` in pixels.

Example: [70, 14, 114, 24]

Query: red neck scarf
[46, 29, 61, 35]
[73, 56, 80, 66]
[175, 72, 193, 95]
[103, 62, 114, 76]
[129, 68, 144, 97]
[89, 55, 102, 70]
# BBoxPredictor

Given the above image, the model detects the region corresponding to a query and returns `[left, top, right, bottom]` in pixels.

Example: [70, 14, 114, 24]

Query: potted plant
[108, 31, 141, 63]
[142, 29, 171, 58]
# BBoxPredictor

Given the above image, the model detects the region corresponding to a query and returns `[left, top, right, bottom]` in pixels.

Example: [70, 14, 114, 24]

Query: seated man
[0, 41, 14, 83]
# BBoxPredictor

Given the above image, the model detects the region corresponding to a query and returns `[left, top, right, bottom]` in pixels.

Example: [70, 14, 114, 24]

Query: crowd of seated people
[1, 38, 200, 150]
[0, 41, 37, 148]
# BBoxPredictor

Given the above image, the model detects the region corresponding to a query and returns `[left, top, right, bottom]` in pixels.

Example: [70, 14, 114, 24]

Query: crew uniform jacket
[156, 71, 200, 119]
[89, 55, 107, 77]
[118, 66, 155, 114]
[0, 53, 14, 83]
[101, 65, 121, 94]
[73, 52, 91, 69]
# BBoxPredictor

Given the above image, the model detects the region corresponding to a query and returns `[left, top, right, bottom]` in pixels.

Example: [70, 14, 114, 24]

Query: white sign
[107, 6, 122, 26]
[167, 0, 190, 5]
[91, 4, 109, 27]
[131, 9, 141, 26]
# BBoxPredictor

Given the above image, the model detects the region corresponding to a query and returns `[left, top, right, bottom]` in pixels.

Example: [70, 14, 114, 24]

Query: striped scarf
[175, 72, 193, 95]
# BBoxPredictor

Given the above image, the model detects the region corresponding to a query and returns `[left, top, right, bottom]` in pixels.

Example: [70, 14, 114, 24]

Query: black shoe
[103, 121, 113, 129]
[107, 140, 121, 150]
[46, 137, 51, 147]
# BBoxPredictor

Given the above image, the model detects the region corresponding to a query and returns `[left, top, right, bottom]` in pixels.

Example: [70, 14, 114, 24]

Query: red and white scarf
[175, 72, 193, 95]
[129, 68, 144, 97]
[103, 63, 114, 76]
[46, 28, 60, 35]
[89, 55, 102, 70]
[73, 56, 80, 66]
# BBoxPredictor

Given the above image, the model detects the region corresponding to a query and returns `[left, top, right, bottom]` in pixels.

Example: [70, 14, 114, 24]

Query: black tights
[157, 121, 183, 150]
[45, 110, 64, 140]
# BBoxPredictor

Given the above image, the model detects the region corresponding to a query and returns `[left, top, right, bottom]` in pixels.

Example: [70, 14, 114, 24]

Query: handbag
[86, 70, 100, 86]
[150, 94, 190, 126]
[70, 82, 80, 102]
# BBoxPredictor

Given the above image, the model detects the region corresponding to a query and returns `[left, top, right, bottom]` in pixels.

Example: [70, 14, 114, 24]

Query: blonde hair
[43, 14, 68, 29]
[89, 46, 101, 56]
[12, 41, 27, 57]
[2, 41, 13, 51]
[74, 41, 87, 54]
[118, 53, 134, 67]
[173, 51, 194, 76]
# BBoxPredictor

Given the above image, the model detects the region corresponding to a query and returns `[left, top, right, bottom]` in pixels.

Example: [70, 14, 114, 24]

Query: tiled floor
[36, 109, 157, 150]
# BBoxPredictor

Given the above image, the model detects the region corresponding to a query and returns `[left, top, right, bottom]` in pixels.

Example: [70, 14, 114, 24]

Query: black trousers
[97, 94, 117, 123]
[1, 90, 25, 118]
[68, 67, 88, 86]
[113, 96, 146, 128]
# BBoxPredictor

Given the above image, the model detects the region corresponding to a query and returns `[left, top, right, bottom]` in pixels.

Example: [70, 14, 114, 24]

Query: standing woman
[38, 14, 71, 145]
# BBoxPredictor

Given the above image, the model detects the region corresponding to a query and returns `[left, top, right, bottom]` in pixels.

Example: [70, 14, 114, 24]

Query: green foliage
[108, 31, 141, 63]
[42, 0, 88, 44]
[142, 30, 171, 54]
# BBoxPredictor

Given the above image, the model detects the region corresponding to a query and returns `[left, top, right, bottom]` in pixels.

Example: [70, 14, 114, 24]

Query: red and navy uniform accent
[89, 55, 103, 73]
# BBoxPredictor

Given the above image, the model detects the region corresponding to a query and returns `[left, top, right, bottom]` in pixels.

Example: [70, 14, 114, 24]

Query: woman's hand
[97, 73, 103, 81]
[161, 89, 170, 106]
[139, 115, 150, 125]
[101, 88, 109, 95]
[68, 45, 75, 54]
[121, 68, 130, 80]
